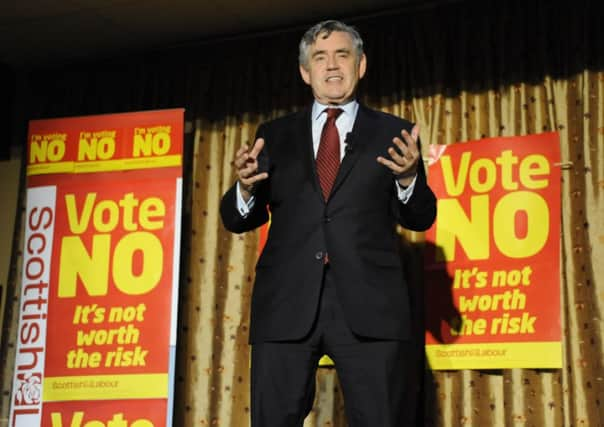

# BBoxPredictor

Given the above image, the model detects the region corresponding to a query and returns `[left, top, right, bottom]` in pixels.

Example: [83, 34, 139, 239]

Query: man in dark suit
[220, 20, 436, 426]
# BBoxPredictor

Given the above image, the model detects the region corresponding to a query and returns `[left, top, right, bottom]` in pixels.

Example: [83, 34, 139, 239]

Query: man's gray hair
[298, 20, 364, 70]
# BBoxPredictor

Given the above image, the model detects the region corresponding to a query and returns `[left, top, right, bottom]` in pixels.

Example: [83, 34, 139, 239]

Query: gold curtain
[176, 70, 603, 426]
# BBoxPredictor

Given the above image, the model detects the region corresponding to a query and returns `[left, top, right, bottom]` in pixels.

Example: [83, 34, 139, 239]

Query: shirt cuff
[395, 175, 417, 204]
[236, 182, 255, 217]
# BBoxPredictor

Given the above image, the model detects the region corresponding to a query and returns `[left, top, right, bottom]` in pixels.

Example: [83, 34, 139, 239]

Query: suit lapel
[329, 104, 374, 198]
[302, 104, 376, 203]
[299, 109, 325, 203]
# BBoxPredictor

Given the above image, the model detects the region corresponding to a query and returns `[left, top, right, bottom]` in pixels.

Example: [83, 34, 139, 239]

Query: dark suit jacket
[220, 104, 436, 343]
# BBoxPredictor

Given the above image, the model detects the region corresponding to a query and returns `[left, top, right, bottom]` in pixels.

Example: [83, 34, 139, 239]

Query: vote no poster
[424, 133, 562, 370]
[10, 109, 184, 426]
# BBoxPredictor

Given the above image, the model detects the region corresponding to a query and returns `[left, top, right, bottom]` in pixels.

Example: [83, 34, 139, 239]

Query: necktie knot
[325, 107, 343, 121]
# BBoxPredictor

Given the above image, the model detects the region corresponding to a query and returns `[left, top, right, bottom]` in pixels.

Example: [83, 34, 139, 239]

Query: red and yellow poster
[424, 133, 561, 370]
[10, 109, 184, 426]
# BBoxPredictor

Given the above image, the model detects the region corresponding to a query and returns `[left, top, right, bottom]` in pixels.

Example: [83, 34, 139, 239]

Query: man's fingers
[235, 138, 265, 172]
[235, 144, 249, 158]
[391, 133, 419, 165]
[234, 143, 251, 169]
[240, 172, 269, 186]
[378, 132, 420, 175]
[235, 144, 249, 165]
[249, 138, 265, 159]
[401, 125, 419, 143]
[387, 145, 406, 164]
[249, 172, 269, 184]
[238, 159, 259, 178]
[400, 130, 419, 156]
[234, 152, 249, 169]
[411, 124, 420, 141]
[376, 156, 404, 175]
[391, 138, 410, 159]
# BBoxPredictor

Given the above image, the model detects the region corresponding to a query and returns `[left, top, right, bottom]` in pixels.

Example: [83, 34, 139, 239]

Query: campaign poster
[424, 133, 562, 370]
[10, 109, 183, 426]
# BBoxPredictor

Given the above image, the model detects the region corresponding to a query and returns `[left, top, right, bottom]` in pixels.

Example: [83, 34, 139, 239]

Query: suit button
[315, 251, 324, 260]
[324, 216, 331, 223]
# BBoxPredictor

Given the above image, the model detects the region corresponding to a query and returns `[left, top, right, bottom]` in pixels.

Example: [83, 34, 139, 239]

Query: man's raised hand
[376, 124, 420, 188]
[235, 137, 268, 202]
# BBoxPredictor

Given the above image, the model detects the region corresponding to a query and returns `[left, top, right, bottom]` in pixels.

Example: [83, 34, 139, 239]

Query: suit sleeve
[220, 184, 269, 233]
[219, 124, 271, 234]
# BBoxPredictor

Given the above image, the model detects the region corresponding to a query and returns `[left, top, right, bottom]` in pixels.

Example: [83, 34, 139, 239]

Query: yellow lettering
[495, 150, 519, 190]
[59, 235, 110, 297]
[65, 193, 166, 234]
[30, 139, 66, 163]
[93, 200, 119, 233]
[519, 154, 550, 189]
[133, 134, 153, 156]
[30, 140, 48, 164]
[132, 132, 171, 157]
[78, 137, 116, 161]
[119, 193, 139, 231]
[47, 140, 66, 161]
[468, 158, 496, 193]
[113, 232, 163, 295]
[435, 195, 489, 262]
[440, 152, 471, 197]
[51, 411, 83, 427]
[139, 197, 165, 230]
[78, 138, 95, 161]
[493, 191, 549, 258]
[65, 193, 96, 234]
[50, 412, 154, 427]
[151, 132, 171, 155]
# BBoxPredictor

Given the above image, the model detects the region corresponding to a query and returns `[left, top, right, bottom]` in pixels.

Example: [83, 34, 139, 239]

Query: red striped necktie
[316, 108, 343, 201]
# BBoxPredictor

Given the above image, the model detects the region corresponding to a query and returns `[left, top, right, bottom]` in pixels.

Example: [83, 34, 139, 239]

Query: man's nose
[326, 54, 339, 69]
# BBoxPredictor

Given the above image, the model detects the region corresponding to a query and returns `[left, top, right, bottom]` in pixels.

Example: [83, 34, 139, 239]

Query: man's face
[299, 30, 367, 105]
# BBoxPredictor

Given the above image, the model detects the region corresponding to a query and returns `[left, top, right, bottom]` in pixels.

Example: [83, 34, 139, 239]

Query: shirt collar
[312, 100, 358, 121]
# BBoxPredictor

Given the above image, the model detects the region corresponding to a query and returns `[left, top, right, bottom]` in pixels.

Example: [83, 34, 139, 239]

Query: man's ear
[299, 64, 311, 85]
[358, 53, 367, 79]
